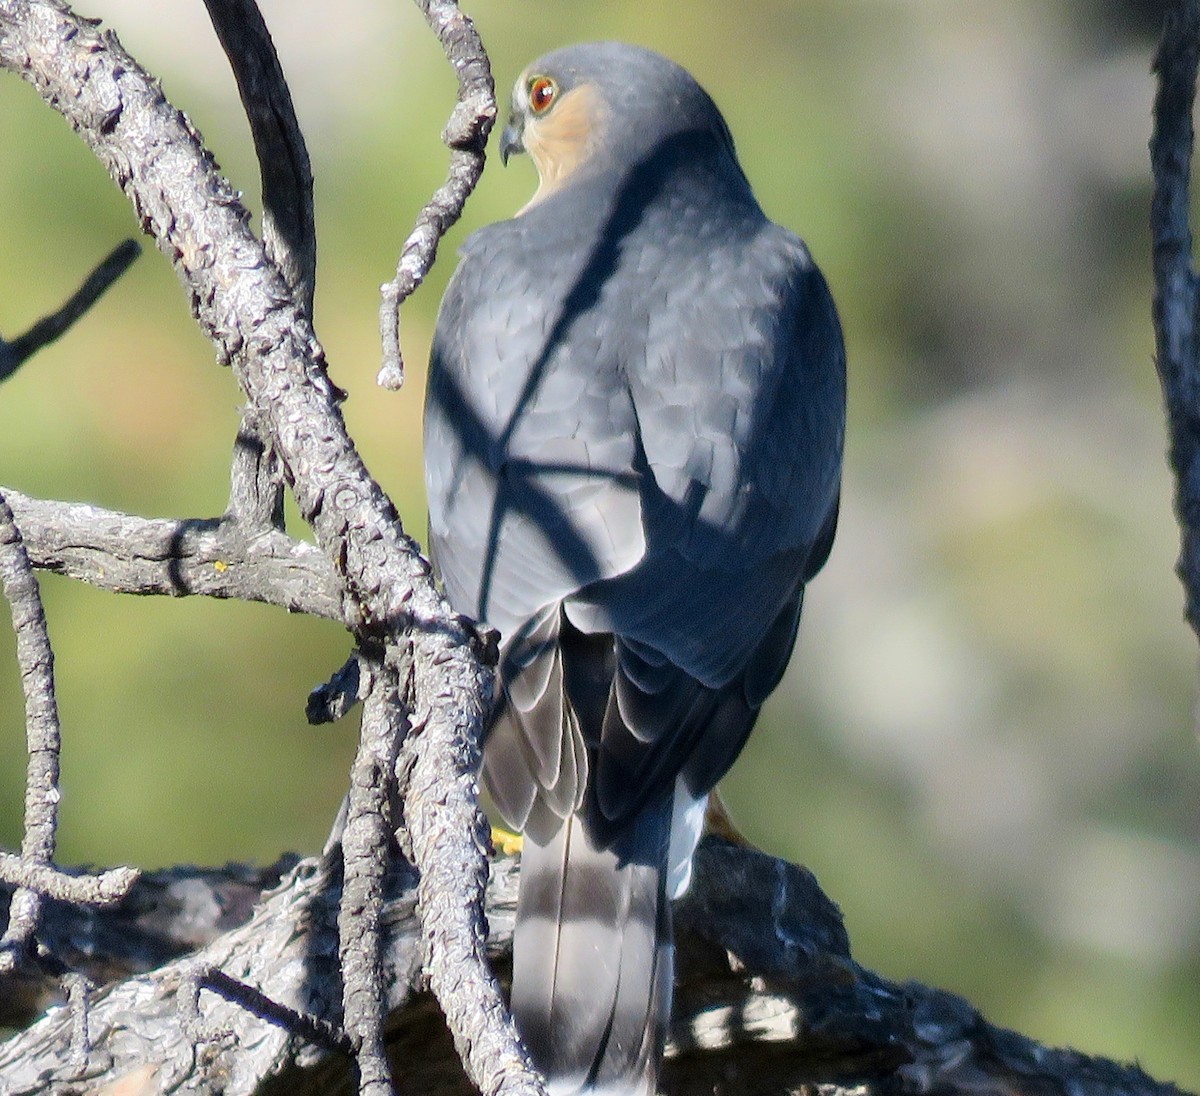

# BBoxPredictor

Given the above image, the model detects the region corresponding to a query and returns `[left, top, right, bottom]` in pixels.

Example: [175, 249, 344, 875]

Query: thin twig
[0, 489, 63, 972]
[377, 0, 496, 389]
[62, 972, 91, 1077]
[0, 239, 140, 382]
[308, 649, 374, 724]
[179, 964, 353, 1054]
[1151, 0, 1200, 642]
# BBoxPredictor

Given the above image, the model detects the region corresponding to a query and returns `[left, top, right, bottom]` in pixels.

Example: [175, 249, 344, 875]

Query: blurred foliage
[1, 0, 1197, 1088]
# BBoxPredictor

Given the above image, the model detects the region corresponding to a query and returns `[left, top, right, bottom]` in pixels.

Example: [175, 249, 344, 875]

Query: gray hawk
[423, 41, 845, 1096]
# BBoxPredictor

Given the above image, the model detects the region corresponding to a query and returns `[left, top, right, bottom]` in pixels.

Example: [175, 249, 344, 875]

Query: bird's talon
[491, 826, 524, 856]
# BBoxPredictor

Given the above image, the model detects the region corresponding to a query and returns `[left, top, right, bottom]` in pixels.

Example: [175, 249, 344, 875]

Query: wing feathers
[486, 610, 587, 831]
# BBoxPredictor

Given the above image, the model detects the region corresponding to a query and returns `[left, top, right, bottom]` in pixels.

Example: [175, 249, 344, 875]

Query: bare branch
[3, 488, 343, 619]
[61, 972, 90, 1077]
[0, 856, 363, 1092]
[0, 7, 528, 1092]
[0, 851, 425, 1093]
[0, 1, 461, 653]
[204, 0, 316, 536]
[339, 658, 407, 1094]
[1152, 0, 1200, 641]
[0, 489, 63, 971]
[179, 963, 353, 1054]
[202, 0, 316, 319]
[378, 0, 496, 389]
[0, 842, 1187, 1096]
[0, 858, 299, 1030]
[0, 855, 138, 908]
[401, 636, 541, 1096]
[0, 238, 140, 382]
[0, 491, 140, 981]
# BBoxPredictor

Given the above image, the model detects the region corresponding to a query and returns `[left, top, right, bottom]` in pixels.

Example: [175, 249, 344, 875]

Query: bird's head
[499, 42, 735, 209]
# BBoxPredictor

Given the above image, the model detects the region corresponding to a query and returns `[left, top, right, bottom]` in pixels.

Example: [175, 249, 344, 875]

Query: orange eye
[528, 76, 557, 114]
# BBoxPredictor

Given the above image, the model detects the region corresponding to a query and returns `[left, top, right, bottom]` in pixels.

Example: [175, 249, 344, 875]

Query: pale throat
[520, 83, 609, 213]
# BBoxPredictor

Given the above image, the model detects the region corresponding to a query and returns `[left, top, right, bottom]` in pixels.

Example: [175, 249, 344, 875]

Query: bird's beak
[499, 111, 525, 166]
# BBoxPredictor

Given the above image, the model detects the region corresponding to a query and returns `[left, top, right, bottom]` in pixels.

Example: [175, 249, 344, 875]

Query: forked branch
[0, 2, 533, 1093]
[0, 489, 139, 974]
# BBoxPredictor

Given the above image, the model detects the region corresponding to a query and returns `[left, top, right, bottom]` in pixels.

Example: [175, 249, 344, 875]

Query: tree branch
[0, 857, 298, 1029]
[202, 0, 316, 320]
[3, 488, 343, 619]
[204, 0, 318, 535]
[0, 854, 137, 908]
[178, 962, 353, 1055]
[0, 238, 140, 382]
[377, 0, 496, 389]
[0, 489, 62, 966]
[0, 5, 529, 1093]
[339, 657, 407, 1094]
[0, 489, 139, 980]
[1152, 0, 1200, 641]
[0, 853, 372, 1092]
[0, 840, 1187, 1096]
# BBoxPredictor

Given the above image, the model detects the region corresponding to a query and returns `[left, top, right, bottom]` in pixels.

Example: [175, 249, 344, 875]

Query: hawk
[424, 41, 845, 1095]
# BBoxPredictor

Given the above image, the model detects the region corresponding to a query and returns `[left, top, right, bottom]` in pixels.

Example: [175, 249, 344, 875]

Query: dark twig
[1152, 0, 1200, 641]
[378, 0, 496, 389]
[202, 0, 316, 318]
[179, 964, 353, 1054]
[0, 489, 64, 972]
[0, 238, 140, 382]
[308, 648, 374, 724]
[339, 658, 408, 1094]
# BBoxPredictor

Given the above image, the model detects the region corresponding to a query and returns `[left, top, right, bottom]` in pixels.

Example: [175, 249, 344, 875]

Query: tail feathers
[512, 801, 672, 1096]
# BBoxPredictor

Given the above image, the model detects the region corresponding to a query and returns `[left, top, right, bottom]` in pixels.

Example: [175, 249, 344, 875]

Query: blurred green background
[2, 0, 1197, 1087]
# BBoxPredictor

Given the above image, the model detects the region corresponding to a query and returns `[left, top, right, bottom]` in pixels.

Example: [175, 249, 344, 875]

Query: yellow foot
[491, 826, 524, 856]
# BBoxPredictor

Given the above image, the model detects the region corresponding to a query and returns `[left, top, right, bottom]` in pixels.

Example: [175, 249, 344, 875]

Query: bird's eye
[528, 76, 557, 114]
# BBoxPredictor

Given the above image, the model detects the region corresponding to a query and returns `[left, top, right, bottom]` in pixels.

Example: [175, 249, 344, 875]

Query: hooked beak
[499, 112, 525, 166]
